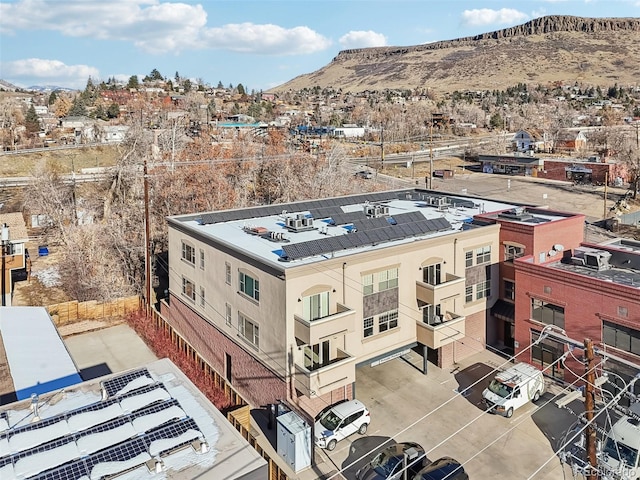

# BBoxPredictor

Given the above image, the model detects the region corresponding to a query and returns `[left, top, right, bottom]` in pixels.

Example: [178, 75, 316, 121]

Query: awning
[491, 299, 515, 321]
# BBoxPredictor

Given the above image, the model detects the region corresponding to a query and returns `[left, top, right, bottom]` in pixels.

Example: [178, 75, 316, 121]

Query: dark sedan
[412, 457, 468, 480]
[356, 442, 426, 480]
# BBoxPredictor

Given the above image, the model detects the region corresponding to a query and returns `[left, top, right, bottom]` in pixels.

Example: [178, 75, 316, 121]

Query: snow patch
[32, 266, 61, 287]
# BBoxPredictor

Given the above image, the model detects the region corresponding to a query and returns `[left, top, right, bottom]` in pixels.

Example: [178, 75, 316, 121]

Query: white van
[482, 363, 545, 418]
[599, 401, 640, 480]
[314, 399, 370, 451]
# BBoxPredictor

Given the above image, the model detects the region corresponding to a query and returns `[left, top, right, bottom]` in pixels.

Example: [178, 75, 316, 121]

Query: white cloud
[1, 58, 99, 88]
[461, 8, 529, 27]
[339, 30, 387, 49]
[1, 0, 332, 55]
[202, 23, 331, 55]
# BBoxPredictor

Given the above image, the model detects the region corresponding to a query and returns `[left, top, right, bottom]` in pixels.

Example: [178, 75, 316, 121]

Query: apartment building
[513, 238, 640, 401]
[163, 189, 582, 416]
[474, 207, 585, 353]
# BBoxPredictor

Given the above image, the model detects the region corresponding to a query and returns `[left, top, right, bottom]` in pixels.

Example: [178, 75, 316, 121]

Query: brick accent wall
[293, 383, 354, 418]
[439, 310, 486, 368]
[163, 294, 287, 408]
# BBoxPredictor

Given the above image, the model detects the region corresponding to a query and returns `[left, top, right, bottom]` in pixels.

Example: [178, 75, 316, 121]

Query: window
[378, 309, 398, 333]
[363, 317, 374, 337]
[465, 285, 473, 303]
[200, 286, 205, 307]
[531, 298, 565, 329]
[378, 268, 398, 291]
[504, 280, 515, 302]
[182, 277, 195, 302]
[531, 330, 564, 380]
[476, 245, 491, 264]
[362, 274, 374, 295]
[422, 303, 442, 325]
[225, 262, 231, 285]
[423, 263, 442, 285]
[303, 291, 329, 321]
[239, 271, 259, 301]
[603, 321, 640, 356]
[304, 340, 330, 370]
[181, 242, 195, 265]
[504, 244, 525, 262]
[239, 313, 259, 349]
[476, 280, 491, 300]
[199, 249, 205, 269]
[465, 251, 473, 268]
[225, 303, 232, 326]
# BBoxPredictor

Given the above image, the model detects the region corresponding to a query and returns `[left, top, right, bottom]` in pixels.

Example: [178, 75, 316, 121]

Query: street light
[1, 223, 9, 307]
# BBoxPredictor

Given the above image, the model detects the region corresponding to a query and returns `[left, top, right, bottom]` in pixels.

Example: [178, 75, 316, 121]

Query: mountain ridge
[273, 15, 640, 94]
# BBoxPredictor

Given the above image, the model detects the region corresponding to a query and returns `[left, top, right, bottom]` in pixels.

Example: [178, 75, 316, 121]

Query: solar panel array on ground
[0, 369, 205, 480]
[281, 213, 452, 261]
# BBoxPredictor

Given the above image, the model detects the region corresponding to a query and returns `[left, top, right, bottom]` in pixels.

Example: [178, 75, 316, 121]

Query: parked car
[482, 362, 545, 418]
[412, 457, 469, 480]
[356, 442, 426, 480]
[355, 170, 373, 179]
[314, 399, 370, 451]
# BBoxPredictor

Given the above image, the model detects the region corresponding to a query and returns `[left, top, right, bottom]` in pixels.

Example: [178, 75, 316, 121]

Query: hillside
[273, 16, 640, 93]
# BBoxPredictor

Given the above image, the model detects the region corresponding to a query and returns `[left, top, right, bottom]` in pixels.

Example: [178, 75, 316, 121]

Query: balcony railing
[416, 311, 465, 349]
[416, 273, 465, 306]
[293, 347, 356, 397]
[294, 303, 355, 345]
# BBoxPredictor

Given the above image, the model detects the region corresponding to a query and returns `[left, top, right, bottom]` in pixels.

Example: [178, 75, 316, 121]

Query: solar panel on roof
[353, 217, 390, 231]
[34, 460, 89, 480]
[330, 211, 365, 225]
[85, 437, 148, 470]
[102, 369, 152, 398]
[199, 213, 217, 225]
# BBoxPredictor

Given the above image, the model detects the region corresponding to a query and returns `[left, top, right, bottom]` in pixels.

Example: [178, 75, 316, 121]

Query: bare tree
[610, 124, 640, 198]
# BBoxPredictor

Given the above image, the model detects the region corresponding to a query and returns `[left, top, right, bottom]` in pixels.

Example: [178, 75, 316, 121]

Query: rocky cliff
[273, 16, 640, 93]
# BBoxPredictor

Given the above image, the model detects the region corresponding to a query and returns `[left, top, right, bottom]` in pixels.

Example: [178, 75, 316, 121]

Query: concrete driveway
[309, 349, 576, 480]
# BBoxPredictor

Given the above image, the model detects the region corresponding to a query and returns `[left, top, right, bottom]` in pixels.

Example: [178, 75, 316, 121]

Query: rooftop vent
[571, 247, 612, 271]
[285, 213, 315, 232]
[498, 208, 535, 221]
[364, 204, 389, 218]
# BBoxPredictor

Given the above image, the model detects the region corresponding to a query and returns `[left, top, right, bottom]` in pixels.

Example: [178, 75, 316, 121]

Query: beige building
[164, 189, 515, 416]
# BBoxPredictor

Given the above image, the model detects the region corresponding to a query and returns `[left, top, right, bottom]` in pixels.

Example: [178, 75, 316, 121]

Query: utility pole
[584, 338, 597, 480]
[143, 156, 151, 311]
[380, 126, 385, 170]
[1, 224, 8, 307]
[603, 171, 609, 220]
[429, 119, 434, 189]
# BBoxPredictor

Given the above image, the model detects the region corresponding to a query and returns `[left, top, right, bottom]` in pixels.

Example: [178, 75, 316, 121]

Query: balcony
[416, 311, 465, 349]
[293, 348, 356, 397]
[416, 273, 465, 307]
[294, 303, 355, 345]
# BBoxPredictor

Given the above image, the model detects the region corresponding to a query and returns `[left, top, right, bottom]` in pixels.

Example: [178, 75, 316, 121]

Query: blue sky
[1, 0, 639, 91]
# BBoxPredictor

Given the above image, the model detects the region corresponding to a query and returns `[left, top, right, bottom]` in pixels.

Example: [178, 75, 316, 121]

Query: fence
[148, 308, 290, 480]
[47, 295, 141, 326]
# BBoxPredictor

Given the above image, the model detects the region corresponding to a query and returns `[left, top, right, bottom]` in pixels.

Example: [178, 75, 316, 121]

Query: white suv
[314, 399, 370, 451]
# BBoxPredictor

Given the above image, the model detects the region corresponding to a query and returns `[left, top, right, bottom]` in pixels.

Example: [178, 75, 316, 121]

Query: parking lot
[307, 348, 577, 480]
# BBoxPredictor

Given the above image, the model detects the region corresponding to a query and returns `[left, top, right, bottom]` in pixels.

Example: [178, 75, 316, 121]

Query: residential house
[0, 213, 29, 307]
[554, 129, 587, 154]
[512, 129, 548, 153]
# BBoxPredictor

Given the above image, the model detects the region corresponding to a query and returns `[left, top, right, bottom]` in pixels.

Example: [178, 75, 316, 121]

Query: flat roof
[0, 307, 82, 403]
[169, 189, 521, 268]
[0, 358, 267, 480]
[479, 206, 579, 226]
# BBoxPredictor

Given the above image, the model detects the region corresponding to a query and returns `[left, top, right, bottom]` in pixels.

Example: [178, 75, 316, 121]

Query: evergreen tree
[217, 81, 224, 89]
[25, 104, 40, 135]
[237, 83, 246, 95]
[126, 75, 139, 90]
[48, 91, 58, 106]
[68, 97, 88, 117]
[183, 79, 192, 93]
[94, 104, 107, 120]
[107, 103, 120, 119]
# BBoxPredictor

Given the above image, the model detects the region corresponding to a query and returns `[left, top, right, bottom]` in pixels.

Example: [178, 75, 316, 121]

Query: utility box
[276, 410, 311, 473]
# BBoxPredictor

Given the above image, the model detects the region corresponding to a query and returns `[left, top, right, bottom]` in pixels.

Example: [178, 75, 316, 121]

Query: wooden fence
[149, 308, 290, 480]
[47, 295, 141, 325]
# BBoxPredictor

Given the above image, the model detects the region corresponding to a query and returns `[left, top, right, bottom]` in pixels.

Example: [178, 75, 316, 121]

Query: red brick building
[513, 238, 640, 398]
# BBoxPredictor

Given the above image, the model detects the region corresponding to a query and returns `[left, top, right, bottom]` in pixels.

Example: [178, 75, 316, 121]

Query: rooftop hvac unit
[573, 247, 612, 271]
[364, 204, 389, 218]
